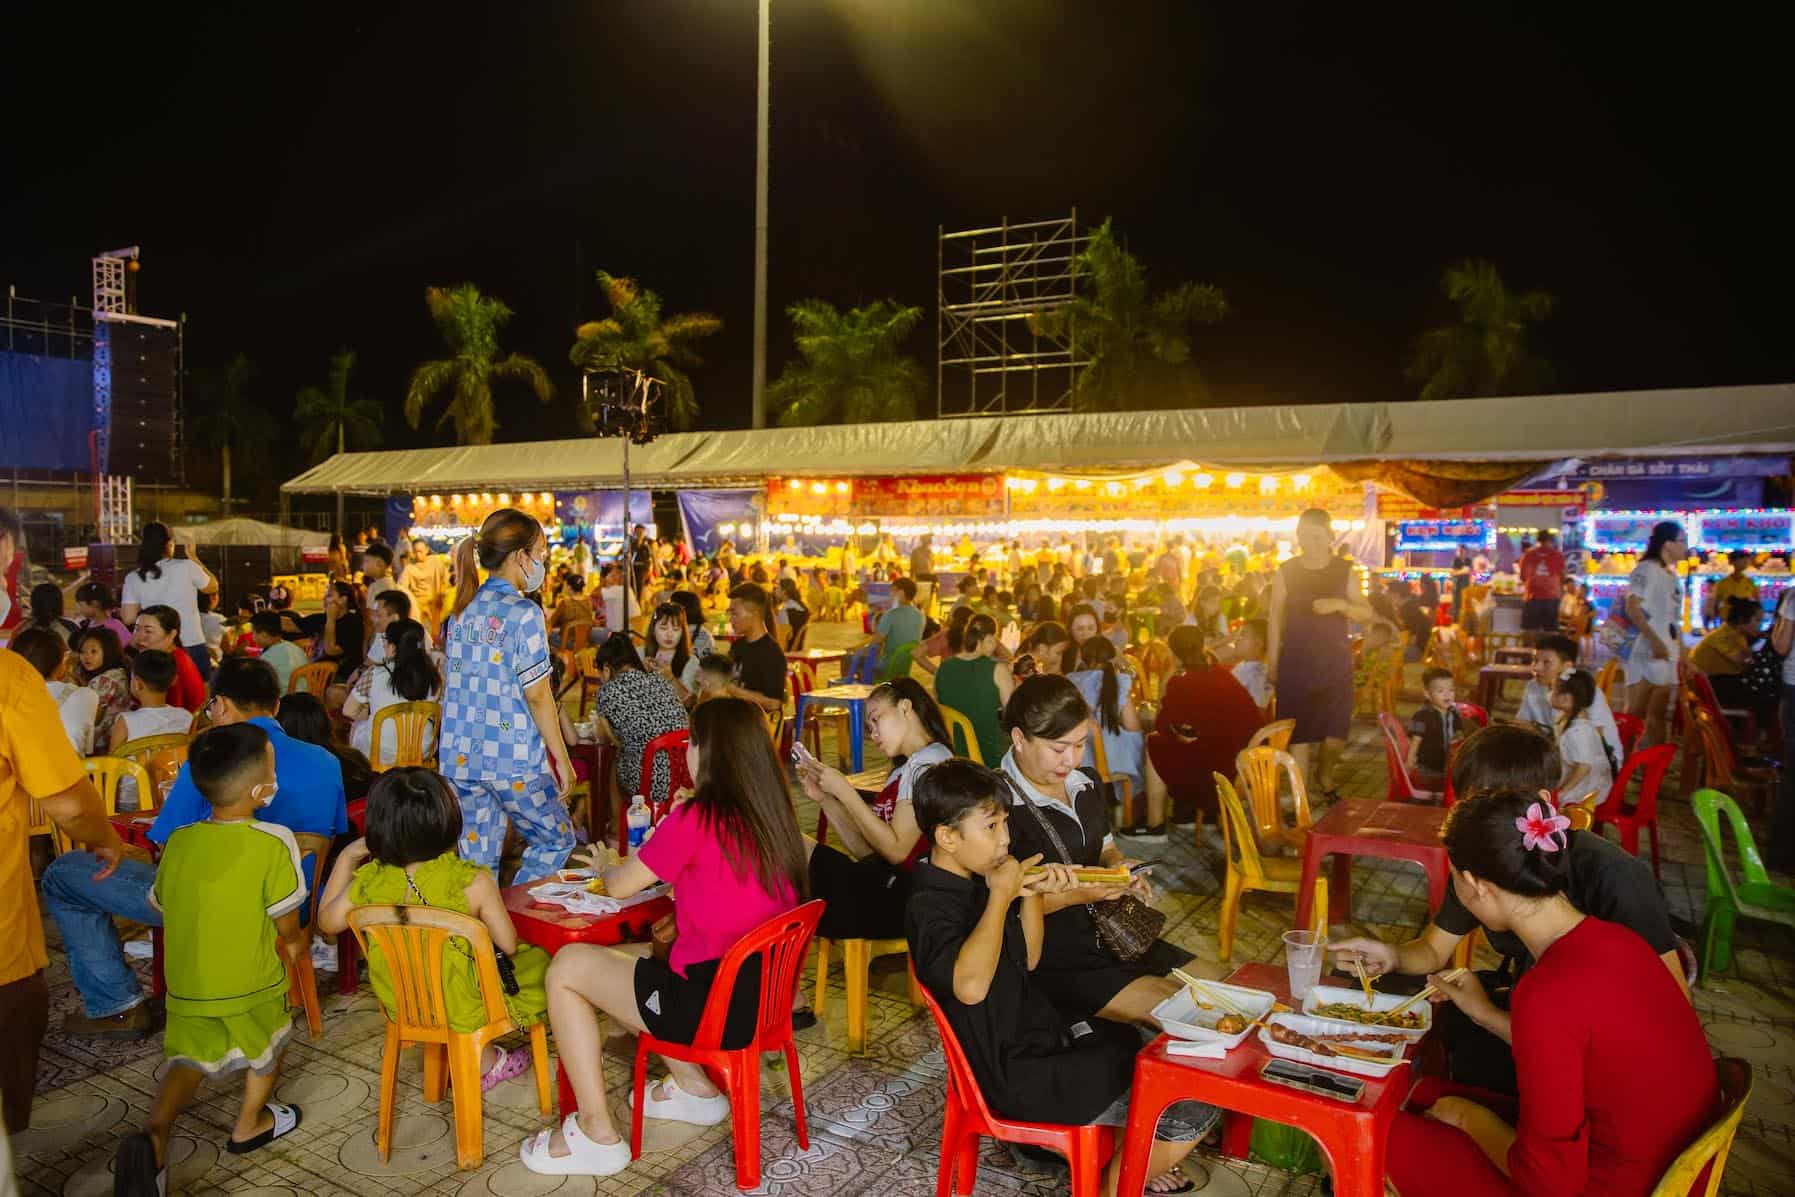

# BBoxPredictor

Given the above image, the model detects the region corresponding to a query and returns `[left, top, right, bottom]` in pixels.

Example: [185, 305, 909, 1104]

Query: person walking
[1517, 530, 1566, 643]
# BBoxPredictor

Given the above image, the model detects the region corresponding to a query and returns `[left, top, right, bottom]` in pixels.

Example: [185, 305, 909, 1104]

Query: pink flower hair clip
[1515, 802, 1571, 852]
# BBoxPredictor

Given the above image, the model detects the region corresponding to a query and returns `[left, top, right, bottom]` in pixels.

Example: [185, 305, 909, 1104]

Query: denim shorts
[1089, 1094, 1220, 1144]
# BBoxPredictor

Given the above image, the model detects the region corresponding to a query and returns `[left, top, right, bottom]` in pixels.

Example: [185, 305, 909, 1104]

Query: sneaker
[62, 1003, 158, 1040]
[122, 938, 154, 960]
[310, 939, 339, 972]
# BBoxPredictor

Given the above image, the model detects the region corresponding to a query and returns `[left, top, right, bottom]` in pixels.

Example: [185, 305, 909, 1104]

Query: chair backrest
[1377, 712, 1425, 799]
[879, 640, 919, 683]
[788, 659, 818, 707]
[640, 728, 694, 803]
[1562, 796, 1597, 831]
[1650, 1057, 1752, 1197]
[1613, 711, 1645, 758]
[1594, 658, 1619, 701]
[787, 621, 809, 652]
[1690, 788, 1765, 910]
[1138, 639, 1175, 699]
[346, 904, 512, 1041]
[563, 621, 592, 650]
[115, 733, 190, 793]
[1233, 746, 1311, 847]
[1213, 774, 1268, 884]
[1453, 701, 1490, 728]
[1246, 718, 1295, 755]
[290, 661, 337, 696]
[292, 831, 332, 930]
[575, 646, 599, 677]
[1685, 670, 1730, 729]
[938, 704, 984, 765]
[1598, 741, 1677, 821]
[370, 700, 441, 770]
[1690, 709, 1738, 788]
[72, 758, 144, 855]
[690, 899, 824, 1051]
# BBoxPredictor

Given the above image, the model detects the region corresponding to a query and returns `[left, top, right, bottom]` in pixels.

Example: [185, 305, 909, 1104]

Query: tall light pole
[751, 0, 770, 428]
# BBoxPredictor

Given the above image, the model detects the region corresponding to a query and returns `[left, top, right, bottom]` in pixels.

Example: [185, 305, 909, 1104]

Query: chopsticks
[1350, 955, 1377, 1011]
[1377, 967, 1467, 1022]
[1171, 968, 1252, 1021]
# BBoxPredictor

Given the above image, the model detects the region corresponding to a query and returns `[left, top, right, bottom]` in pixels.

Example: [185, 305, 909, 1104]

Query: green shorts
[163, 993, 293, 1077]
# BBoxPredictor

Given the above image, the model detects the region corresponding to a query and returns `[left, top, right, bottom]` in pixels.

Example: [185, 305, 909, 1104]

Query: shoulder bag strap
[1000, 774, 1077, 865]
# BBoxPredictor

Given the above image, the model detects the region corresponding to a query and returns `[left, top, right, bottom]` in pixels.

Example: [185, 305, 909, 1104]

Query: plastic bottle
[626, 795, 652, 851]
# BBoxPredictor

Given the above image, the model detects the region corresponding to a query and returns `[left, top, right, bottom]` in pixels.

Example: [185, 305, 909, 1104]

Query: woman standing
[934, 613, 1015, 765]
[774, 576, 810, 649]
[589, 635, 689, 814]
[1268, 508, 1371, 799]
[439, 508, 577, 883]
[1146, 625, 1262, 827]
[326, 532, 351, 583]
[1624, 520, 1687, 747]
[119, 521, 219, 682]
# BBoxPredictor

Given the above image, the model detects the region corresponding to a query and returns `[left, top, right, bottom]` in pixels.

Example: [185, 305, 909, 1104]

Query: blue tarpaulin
[0, 351, 92, 470]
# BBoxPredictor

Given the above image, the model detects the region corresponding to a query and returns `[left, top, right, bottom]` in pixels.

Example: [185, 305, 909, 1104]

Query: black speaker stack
[106, 321, 180, 482]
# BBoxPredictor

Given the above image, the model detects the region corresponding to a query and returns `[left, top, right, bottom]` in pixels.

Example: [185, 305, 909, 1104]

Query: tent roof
[281, 384, 1795, 496]
[172, 518, 329, 548]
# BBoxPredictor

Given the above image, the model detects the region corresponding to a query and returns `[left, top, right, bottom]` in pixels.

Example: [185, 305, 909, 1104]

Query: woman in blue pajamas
[438, 509, 577, 882]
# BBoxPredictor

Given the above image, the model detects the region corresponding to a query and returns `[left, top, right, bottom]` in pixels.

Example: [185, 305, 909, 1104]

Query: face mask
[251, 782, 279, 808]
[521, 554, 546, 593]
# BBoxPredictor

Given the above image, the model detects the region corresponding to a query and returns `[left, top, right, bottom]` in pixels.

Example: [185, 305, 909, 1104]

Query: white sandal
[631, 1076, 731, 1126]
[518, 1113, 632, 1176]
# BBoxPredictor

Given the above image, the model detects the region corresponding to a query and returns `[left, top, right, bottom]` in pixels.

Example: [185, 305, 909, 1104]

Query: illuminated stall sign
[1697, 510, 1794, 552]
[1394, 518, 1490, 553]
[765, 474, 1004, 519]
[1584, 512, 1672, 551]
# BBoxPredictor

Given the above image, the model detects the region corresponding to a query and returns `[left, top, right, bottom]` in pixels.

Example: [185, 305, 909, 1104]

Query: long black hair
[1554, 669, 1618, 780]
[276, 691, 374, 800]
[1448, 724, 1560, 806]
[136, 521, 172, 582]
[1442, 790, 1572, 899]
[869, 677, 952, 764]
[381, 618, 441, 702]
[594, 631, 645, 673]
[1643, 520, 1684, 568]
[72, 625, 126, 682]
[451, 508, 542, 620]
[1075, 634, 1125, 733]
[651, 601, 693, 680]
[687, 697, 808, 900]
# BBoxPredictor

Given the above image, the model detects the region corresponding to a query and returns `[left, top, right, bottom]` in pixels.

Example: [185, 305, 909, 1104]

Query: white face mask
[520, 553, 546, 594]
[251, 781, 279, 808]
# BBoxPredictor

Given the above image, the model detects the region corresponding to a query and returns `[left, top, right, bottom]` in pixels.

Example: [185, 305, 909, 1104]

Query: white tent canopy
[172, 518, 329, 548]
[280, 384, 1795, 497]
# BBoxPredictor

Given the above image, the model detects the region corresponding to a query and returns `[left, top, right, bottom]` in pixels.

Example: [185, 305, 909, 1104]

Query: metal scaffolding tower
[937, 211, 1090, 418]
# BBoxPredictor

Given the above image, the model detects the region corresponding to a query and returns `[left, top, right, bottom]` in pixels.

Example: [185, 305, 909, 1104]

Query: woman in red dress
[1146, 625, 1262, 826]
[1385, 791, 1718, 1196]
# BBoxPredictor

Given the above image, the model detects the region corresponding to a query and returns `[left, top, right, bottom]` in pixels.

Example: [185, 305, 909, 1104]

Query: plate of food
[1151, 978, 1276, 1049]
[1258, 1013, 1410, 1078]
[1301, 984, 1431, 1041]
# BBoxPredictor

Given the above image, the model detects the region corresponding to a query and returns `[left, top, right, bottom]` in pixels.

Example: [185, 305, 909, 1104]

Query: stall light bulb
[1292, 474, 1313, 492]
[835, 482, 849, 494]
[788, 479, 802, 490]
[1106, 482, 1125, 497]
[1163, 471, 1184, 488]
[1225, 473, 1246, 489]
[811, 482, 828, 495]
[1047, 478, 1066, 493]
[1192, 473, 1214, 490]
[1074, 479, 1091, 491]
[498, 493, 510, 505]
[1259, 476, 1278, 495]
[430, 495, 443, 507]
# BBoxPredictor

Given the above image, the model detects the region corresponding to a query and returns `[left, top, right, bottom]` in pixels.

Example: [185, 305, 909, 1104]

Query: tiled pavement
[16, 628, 1795, 1195]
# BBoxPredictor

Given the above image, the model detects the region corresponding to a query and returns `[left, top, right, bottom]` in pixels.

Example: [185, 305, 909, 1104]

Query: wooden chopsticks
[1378, 967, 1467, 1022]
[1171, 968, 1252, 1021]
[1350, 955, 1377, 1010]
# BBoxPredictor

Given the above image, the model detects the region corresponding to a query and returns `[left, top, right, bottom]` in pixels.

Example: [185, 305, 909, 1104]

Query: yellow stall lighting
[1163, 470, 1185, 488]
[1046, 478, 1066, 492]
[1225, 473, 1246, 489]
[1194, 473, 1214, 490]
[835, 481, 850, 494]
[498, 492, 510, 505]
[1292, 474, 1313, 492]
[1074, 479, 1091, 491]
[1259, 476, 1279, 495]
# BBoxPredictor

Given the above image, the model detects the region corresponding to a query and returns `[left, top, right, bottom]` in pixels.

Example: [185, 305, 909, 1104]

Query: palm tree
[404, 284, 553, 445]
[1406, 260, 1555, 401]
[1028, 218, 1229, 412]
[569, 272, 721, 431]
[296, 349, 383, 463]
[768, 299, 927, 426]
[188, 354, 269, 511]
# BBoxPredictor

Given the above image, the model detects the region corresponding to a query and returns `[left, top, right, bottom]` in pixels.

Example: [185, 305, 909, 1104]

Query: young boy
[1513, 634, 1622, 765]
[906, 760, 1216, 1197]
[112, 723, 308, 1195]
[250, 611, 306, 693]
[1229, 618, 1272, 709]
[693, 653, 734, 702]
[367, 588, 412, 664]
[109, 651, 196, 808]
[361, 541, 398, 603]
[1405, 666, 1464, 787]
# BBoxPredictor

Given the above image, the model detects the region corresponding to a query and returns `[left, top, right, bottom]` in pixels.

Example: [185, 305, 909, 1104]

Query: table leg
[848, 701, 865, 772]
[1295, 840, 1323, 930]
[1113, 1072, 1169, 1197]
[793, 696, 809, 757]
[1423, 853, 1449, 916]
[1220, 1111, 1253, 1159]
[1325, 1110, 1388, 1197]
[1331, 855, 1353, 922]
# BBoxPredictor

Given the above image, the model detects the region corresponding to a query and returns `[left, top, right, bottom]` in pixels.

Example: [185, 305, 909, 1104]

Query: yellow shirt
[1, 651, 88, 985]
[1691, 624, 1750, 677]
[1709, 573, 1759, 617]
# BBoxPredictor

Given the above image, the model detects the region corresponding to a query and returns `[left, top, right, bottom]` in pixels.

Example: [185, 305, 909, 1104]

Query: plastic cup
[1282, 929, 1323, 1002]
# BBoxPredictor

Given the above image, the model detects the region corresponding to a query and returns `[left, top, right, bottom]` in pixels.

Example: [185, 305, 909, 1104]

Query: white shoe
[123, 938, 154, 960]
[309, 940, 338, 971]
[519, 1113, 631, 1176]
[631, 1076, 731, 1126]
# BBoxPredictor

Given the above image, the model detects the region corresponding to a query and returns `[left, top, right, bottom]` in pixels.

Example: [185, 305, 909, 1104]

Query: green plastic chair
[1691, 788, 1795, 980]
[877, 640, 919, 683]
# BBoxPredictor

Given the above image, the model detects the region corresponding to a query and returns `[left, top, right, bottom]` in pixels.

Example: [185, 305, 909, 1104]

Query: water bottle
[626, 795, 652, 852]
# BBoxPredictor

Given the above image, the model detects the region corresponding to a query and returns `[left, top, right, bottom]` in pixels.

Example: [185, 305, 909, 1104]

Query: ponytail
[448, 507, 543, 622]
[384, 618, 441, 702]
[136, 521, 172, 582]
[1077, 635, 1123, 733]
[449, 537, 480, 621]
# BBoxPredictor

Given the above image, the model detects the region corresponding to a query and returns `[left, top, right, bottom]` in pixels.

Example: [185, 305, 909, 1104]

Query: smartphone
[1259, 1060, 1365, 1103]
[790, 740, 821, 768]
[1127, 862, 1154, 877]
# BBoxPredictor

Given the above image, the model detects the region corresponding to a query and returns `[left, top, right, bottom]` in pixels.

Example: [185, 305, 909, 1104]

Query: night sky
[4, 2, 1789, 493]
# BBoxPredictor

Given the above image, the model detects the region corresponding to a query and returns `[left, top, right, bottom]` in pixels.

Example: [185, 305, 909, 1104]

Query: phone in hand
[790, 740, 821, 769]
[1127, 862, 1154, 877]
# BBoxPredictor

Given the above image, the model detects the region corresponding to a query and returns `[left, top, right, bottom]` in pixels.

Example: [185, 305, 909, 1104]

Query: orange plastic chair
[285, 832, 332, 1038]
[1137, 638, 1176, 700]
[289, 661, 337, 697]
[626, 900, 825, 1190]
[575, 646, 601, 718]
[937, 704, 984, 765]
[347, 905, 553, 1168]
[1591, 742, 1676, 878]
[114, 733, 190, 800]
[1233, 746, 1312, 855]
[369, 700, 441, 771]
[1088, 728, 1135, 813]
[1214, 774, 1302, 960]
[1651, 1057, 1751, 1196]
[73, 758, 141, 857]
[1245, 718, 1295, 755]
[1378, 713, 1442, 803]
[918, 975, 1115, 1197]
[812, 935, 924, 1054]
[1562, 796, 1598, 831]
[1594, 658, 1621, 705]
[1692, 708, 1777, 815]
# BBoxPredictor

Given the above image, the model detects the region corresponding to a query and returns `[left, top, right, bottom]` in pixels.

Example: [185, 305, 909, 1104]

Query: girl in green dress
[317, 769, 551, 1088]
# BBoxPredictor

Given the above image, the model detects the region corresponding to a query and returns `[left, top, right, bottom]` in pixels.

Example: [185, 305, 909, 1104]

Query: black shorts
[809, 843, 910, 940]
[1521, 598, 1561, 632]
[634, 955, 764, 1050]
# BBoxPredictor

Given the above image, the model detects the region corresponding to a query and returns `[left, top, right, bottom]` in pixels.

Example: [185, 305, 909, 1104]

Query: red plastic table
[1114, 963, 1416, 1197]
[1475, 663, 1534, 711]
[1294, 799, 1450, 930]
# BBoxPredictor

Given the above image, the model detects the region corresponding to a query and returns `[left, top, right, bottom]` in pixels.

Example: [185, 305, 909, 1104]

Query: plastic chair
[1378, 713, 1442, 803]
[1088, 727, 1135, 814]
[1213, 774, 1302, 960]
[1561, 796, 1598, 831]
[1453, 701, 1489, 727]
[1245, 718, 1295, 755]
[1233, 746, 1312, 855]
[347, 905, 553, 1169]
[876, 640, 920, 683]
[628, 900, 825, 1190]
[1691, 789, 1795, 980]
[812, 935, 924, 1054]
[1613, 711, 1645, 759]
[114, 733, 190, 800]
[1137, 639, 1176, 700]
[1686, 668, 1761, 748]
[289, 661, 337, 696]
[791, 660, 852, 768]
[1590, 742, 1675, 878]
[1594, 657, 1621, 705]
[1649, 1056, 1751, 1195]
[72, 758, 141, 856]
[1692, 708, 1777, 816]
[285, 832, 332, 1038]
[918, 977, 1116, 1197]
[937, 704, 984, 765]
[616, 728, 695, 855]
[369, 700, 441, 771]
[574, 646, 601, 718]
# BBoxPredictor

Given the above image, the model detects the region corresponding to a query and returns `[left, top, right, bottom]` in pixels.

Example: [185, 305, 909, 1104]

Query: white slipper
[631, 1076, 730, 1126]
[518, 1113, 631, 1176]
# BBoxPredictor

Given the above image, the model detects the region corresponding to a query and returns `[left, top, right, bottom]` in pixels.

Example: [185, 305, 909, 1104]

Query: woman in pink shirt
[522, 696, 807, 1178]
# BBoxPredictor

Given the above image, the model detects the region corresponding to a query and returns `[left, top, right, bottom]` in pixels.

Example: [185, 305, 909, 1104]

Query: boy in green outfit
[113, 724, 309, 1196]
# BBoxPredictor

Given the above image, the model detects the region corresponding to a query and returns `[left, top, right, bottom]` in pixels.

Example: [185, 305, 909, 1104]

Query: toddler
[1405, 666, 1464, 789]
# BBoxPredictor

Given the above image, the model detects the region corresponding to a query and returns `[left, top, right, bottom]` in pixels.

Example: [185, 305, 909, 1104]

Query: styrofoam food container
[1301, 984, 1432, 1041]
[1152, 980, 1276, 1049]
[1258, 1013, 1410, 1079]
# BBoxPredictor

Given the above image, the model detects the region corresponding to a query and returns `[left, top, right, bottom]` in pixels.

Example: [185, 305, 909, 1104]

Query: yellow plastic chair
[1650, 1057, 1751, 1196]
[114, 733, 190, 799]
[289, 661, 337, 697]
[937, 704, 984, 765]
[1562, 795, 1599, 831]
[1594, 658, 1621, 706]
[575, 646, 601, 717]
[285, 832, 332, 1038]
[1089, 728, 1135, 811]
[1213, 773, 1302, 960]
[347, 905, 553, 1169]
[1244, 718, 1295, 755]
[370, 701, 442, 771]
[72, 758, 143, 856]
[1234, 746, 1313, 855]
[812, 936, 924, 1055]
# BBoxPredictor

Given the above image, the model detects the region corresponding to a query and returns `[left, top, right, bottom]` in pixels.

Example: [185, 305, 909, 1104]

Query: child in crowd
[112, 724, 309, 1195]
[9, 627, 97, 754]
[693, 653, 734, 702]
[1229, 618, 1271, 709]
[72, 625, 132, 747]
[74, 580, 133, 648]
[110, 650, 195, 809]
[1406, 666, 1464, 789]
[1513, 634, 1623, 765]
[1553, 670, 1617, 804]
[250, 612, 307, 693]
[1194, 585, 1229, 641]
[906, 760, 1217, 1197]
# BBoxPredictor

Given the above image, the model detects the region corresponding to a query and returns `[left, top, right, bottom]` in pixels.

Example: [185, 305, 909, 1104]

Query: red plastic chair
[1686, 669, 1761, 747]
[626, 900, 825, 1190]
[918, 975, 1115, 1196]
[621, 729, 693, 857]
[1612, 712, 1645, 759]
[1592, 743, 1676, 878]
[1453, 701, 1489, 727]
[1378, 713, 1442, 803]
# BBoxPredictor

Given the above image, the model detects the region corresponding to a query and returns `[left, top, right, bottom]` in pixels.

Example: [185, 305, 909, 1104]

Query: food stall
[1580, 507, 1794, 630]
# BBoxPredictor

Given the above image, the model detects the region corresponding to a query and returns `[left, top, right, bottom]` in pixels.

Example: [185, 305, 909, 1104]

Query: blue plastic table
[794, 683, 877, 771]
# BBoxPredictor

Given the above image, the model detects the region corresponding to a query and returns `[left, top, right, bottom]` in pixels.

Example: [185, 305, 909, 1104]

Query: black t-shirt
[323, 615, 365, 682]
[1406, 704, 1462, 775]
[905, 860, 1134, 1125]
[1435, 830, 1677, 976]
[729, 631, 787, 702]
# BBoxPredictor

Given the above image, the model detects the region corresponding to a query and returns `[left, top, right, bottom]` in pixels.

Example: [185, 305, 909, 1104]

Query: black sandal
[226, 1102, 303, 1154]
[112, 1132, 165, 1197]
